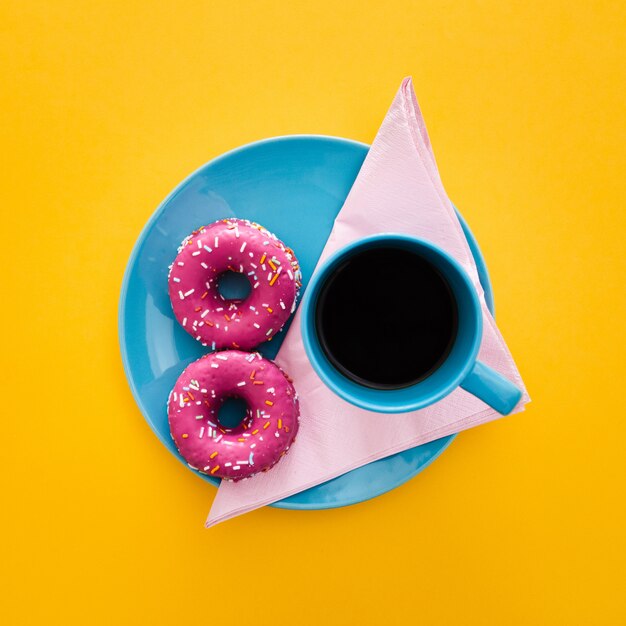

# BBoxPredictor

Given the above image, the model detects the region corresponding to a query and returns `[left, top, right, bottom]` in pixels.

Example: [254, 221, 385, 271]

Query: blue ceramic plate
[119, 135, 494, 510]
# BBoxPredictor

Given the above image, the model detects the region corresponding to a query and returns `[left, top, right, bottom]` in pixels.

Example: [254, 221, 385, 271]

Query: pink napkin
[206, 77, 530, 527]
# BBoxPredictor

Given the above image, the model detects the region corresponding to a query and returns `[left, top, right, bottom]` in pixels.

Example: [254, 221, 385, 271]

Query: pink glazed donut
[168, 350, 299, 481]
[168, 219, 302, 350]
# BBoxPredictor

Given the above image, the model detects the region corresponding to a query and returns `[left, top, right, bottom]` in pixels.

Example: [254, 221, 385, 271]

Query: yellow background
[1, 1, 625, 624]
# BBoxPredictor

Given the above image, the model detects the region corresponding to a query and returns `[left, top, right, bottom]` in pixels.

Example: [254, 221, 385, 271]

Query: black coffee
[315, 247, 458, 389]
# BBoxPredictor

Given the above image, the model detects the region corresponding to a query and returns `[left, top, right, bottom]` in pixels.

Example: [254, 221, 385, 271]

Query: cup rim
[300, 233, 483, 413]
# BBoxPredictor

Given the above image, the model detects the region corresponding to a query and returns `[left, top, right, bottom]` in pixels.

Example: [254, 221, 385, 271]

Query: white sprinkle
[179, 396, 184, 408]
[235, 460, 249, 465]
[250, 443, 256, 449]
[200, 309, 209, 318]
[192, 251, 201, 256]
[173, 277, 181, 283]
[214, 434, 223, 443]
[195, 335, 201, 341]
[287, 270, 293, 280]
[203, 465, 211, 471]
[250, 263, 257, 269]
[261, 303, 269, 307]
[275, 432, 280, 438]
[250, 305, 256, 311]
[279, 301, 285, 309]
[215, 323, 220, 329]
[211, 341, 216, 350]
[224, 462, 232, 467]
[177, 261, 185, 267]
[266, 328, 273, 336]
[201, 262, 208, 269]
[179, 290, 184, 300]
[182, 317, 187, 326]
[204, 245, 212, 253]
[247, 271, 255, 276]
[237, 381, 246, 387]
[215, 354, 228, 361]
[249, 252, 254, 258]
[207, 420, 217, 427]
[211, 363, 219, 369]
[253, 323, 260, 329]
[216, 307, 223, 312]
[233, 465, 241, 470]
[249, 452, 254, 465]
[199, 427, 205, 438]
[184, 289, 194, 296]
[240, 242, 246, 253]
[261, 264, 266, 271]
[207, 427, 212, 438]
[267, 272, 272, 280]
[222, 441, 234, 446]
[253, 282, 260, 289]
[214, 236, 219, 248]
[197, 240, 202, 248]
[263, 241, 269, 246]
[267, 387, 275, 394]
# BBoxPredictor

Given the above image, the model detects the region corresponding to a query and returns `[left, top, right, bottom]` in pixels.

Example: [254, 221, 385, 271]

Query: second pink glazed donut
[168, 219, 302, 350]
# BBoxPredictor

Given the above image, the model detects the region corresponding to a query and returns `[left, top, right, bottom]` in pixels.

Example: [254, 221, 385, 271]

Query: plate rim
[118, 134, 493, 511]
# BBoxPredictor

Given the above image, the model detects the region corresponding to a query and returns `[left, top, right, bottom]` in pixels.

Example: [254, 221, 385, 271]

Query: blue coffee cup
[300, 234, 522, 415]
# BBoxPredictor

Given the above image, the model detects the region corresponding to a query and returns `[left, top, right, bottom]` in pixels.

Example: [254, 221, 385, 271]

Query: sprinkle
[287, 270, 293, 280]
[237, 438, 245, 442]
[203, 245, 212, 253]
[266, 328, 273, 336]
[234, 226, 240, 238]
[194, 306, 202, 312]
[278, 419, 283, 429]
[249, 452, 254, 465]
[184, 289, 195, 297]
[172, 277, 181, 283]
[181, 433, 189, 439]
[260, 253, 267, 264]
[224, 314, 231, 321]
[265, 400, 274, 406]
[179, 290, 184, 300]
[233, 466, 240, 470]
[210, 465, 220, 475]
[253, 380, 264, 385]
[188, 391, 195, 400]
[199, 427, 204, 438]
[214, 236, 219, 248]
[268, 259, 277, 271]
[251, 429, 259, 435]
[266, 307, 273, 313]
[201, 291, 208, 299]
[232, 342, 240, 348]
[211, 363, 219, 369]
[200, 309, 209, 318]
[215, 354, 228, 360]
[267, 272, 273, 281]
[240, 242, 247, 253]
[210, 451, 218, 459]
[224, 462, 232, 467]
[279, 301, 286, 310]
[195, 415, 203, 420]
[207, 321, 214, 327]
[222, 441, 233, 446]
[235, 460, 248, 465]
[253, 282, 260, 289]
[263, 421, 271, 429]
[177, 262, 185, 267]
[214, 434, 223, 443]
[182, 317, 187, 326]
[201, 262, 208, 269]
[237, 381, 246, 387]
[275, 432, 280, 438]
[192, 251, 201, 256]
[250, 443, 256, 449]
[253, 323, 260, 329]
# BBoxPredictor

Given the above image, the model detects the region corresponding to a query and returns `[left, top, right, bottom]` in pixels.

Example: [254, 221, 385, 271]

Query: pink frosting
[168, 219, 302, 350]
[168, 350, 299, 481]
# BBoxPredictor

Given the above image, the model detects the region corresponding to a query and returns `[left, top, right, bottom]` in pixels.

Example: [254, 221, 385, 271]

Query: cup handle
[459, 361, 523, 415]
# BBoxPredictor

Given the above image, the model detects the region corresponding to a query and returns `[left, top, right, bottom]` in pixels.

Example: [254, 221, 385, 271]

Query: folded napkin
[206, 77, 530, 527]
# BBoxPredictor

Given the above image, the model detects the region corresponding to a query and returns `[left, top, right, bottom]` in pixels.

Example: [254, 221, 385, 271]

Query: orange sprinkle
[188, 391, 195, 400]
[224, 314, 231, 321]
[194, 306, 202, 312]
[253, 380, 264, 385]
[204, 400, 211, 407]
[201, 291, 208, 299]
[260, 253, 267, 265]
[268, 259, 277, 270]
[266, 307, 273, 313]
[232, 342, 240, 349]
[263, 421, 271, 429]
[206, 321, 214, 327]
[183, 397, 190, 403]
[265, 400, 274, 406]
[250, 370, 256, 380]
[219, 427, 226, 434]
[210, 451, 218, 459]
[252, 429, 259, 435]
[210, 465, 220, 474]
[285, 426, 289, 433]
[238, 437, 246, 442]
[278, 419, 282, 429]
[181, 433, 189, 439]
[269, 273, 279, 286]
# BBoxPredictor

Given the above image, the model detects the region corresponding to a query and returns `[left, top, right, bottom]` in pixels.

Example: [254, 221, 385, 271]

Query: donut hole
[217, 396, 249, 430]
[217, 270, 252, 302]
